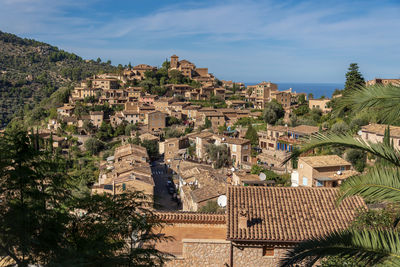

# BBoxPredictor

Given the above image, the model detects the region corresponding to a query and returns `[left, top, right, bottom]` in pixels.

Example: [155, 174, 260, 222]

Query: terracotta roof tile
[227, 186, 365, 242]
[156, 211, 226, 224]
[300, 155, 351, 168]
[362, 123, 400, 138]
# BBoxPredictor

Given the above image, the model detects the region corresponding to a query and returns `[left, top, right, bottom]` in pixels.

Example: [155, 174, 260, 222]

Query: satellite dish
[231, 167, 235, 172]
[259, 173, 267, 180]
[357, 130, 362, 136]
[337, 171, 342, 175]
[217, 195, 227, 207]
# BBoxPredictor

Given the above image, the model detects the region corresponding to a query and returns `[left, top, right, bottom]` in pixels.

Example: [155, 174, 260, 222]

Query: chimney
[238, 208, 248, 229]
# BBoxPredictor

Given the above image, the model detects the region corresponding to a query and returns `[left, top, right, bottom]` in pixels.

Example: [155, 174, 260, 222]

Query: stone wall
[165, 239, 230, 267]
[232, 246, 287, 267]
[163, 239, 290, 267]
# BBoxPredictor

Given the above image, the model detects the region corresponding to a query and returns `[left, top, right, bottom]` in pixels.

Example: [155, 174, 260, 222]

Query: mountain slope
[0, 30, 116, 126]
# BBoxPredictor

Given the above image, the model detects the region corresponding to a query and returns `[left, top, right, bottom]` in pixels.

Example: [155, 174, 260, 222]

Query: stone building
[309, 98, 332, 113]
[361, 123, 400, 150]
[139, 94, 158, 105]
[169, 55, 215, 85]
[92, 144, 154, 197]
[144, 111, 166, 132]
[154, 97, 174, 113]
[57, 104, 75, 117]
[366, 78, 400, 87]
[170, 161, 227, 211]
[124, 64, 157, 81]
[254, 81, 278, 109]
[89, 111, 104, 128]
[156, 186, 365, 267]
[194, 131, 214, 159]
[163, 136, 190, 161]
[197, 110, 225, 131]
[92, 78, 119, 90]
[292, 155, 356, 187]
[213, 135, 251, 169]
[270, 91, 292, 108]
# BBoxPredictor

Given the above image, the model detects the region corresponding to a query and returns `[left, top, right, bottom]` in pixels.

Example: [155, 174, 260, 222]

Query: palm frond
[338, 166, 400, 204]
[336, 84, 400, 125]
[280, 229, 400, 267]
[283, 133, 400, 167]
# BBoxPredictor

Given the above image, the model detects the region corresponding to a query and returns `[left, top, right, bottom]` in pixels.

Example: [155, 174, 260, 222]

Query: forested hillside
[0, 30, 116, 126]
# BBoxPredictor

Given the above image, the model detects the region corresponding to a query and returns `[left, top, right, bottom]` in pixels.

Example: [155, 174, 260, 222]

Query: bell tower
[170, 55, 179, 69]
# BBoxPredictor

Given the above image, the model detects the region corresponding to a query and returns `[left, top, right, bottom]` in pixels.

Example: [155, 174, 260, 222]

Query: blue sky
[0, 0, 399, 83]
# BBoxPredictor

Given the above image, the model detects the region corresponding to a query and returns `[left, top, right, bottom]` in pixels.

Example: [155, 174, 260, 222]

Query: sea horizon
[245, 82, 343, 99]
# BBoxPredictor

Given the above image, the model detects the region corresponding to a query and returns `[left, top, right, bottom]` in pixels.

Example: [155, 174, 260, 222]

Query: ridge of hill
[0, 30, 117, 126]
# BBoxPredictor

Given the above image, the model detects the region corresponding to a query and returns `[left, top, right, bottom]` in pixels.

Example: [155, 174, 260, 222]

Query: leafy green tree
[346, 149, 366, 172]
[293, 105, 310, 116]
[0, 128, 71, 265]
[125, 123, 139, 136]
[199, 200, 223, 213]
[280, 84, 400, 266]
[204, 117, 212, 129]
[331, 121, 349, 135]
[164, 128, 183, 139]
[166, 116, 181, 126]
[218, 123, 227, 134]
[114, 121, 127, 137]
[141, 140, 159, 160]
[84, 137, 103, 155]
[263, 100, 284, 125]
[82, 119, 95, 134]
[298, 94, 306, 105]
[206, 144, 230, 169]
[245, 124, 258, 146]
[344, 63, 365, 92]
[96, 121, 113, 141]
[0, 129, 172, 265]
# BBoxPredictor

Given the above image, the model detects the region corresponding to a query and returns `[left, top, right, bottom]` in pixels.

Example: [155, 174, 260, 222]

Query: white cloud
[0, 0, 399, 82]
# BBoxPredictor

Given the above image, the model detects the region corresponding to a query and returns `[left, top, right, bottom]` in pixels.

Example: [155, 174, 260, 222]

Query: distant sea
[246, 82, 343, 99]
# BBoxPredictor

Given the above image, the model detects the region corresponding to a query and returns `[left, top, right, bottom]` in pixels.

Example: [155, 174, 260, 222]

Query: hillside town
[18, 53, 400, 265]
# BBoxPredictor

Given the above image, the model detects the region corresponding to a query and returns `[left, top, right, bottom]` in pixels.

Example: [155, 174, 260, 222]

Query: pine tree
[344, 63, 365, 92]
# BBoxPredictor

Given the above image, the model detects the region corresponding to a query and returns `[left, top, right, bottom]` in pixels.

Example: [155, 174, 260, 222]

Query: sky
[0, 0, 399, 83]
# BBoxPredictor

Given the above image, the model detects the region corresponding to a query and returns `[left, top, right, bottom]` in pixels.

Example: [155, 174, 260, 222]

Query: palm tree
[280, 84, 400, 266]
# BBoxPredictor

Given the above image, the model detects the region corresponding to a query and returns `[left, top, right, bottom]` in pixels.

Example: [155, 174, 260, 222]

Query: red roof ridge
[155, 211, 226, 224]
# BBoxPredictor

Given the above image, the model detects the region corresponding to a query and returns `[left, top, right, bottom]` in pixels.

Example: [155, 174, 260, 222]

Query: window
[340, 166, 345, 171]
[263, 247, 274, 257]
[232, 145, 237, 152]
[316, 180, 323, 187]
[302, 177, 308, 186]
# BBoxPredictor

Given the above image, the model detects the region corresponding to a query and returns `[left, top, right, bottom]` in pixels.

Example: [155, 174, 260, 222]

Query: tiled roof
[300, 155, 351, 168]
[227, 186, 365, 242]
[361, 123, 400, 137]
[290, 125, 319, 135]
[190, 182, 226, 203]
[214, 135, 251, 145]
[155, 211, 226, 224]
[267, 125, 288, 132]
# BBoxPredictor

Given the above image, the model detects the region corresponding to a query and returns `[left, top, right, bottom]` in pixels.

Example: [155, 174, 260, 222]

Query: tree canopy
[0, 128, 170, 265]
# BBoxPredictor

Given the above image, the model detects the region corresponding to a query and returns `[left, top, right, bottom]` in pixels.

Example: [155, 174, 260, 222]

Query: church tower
[170, 55, 179, 69]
